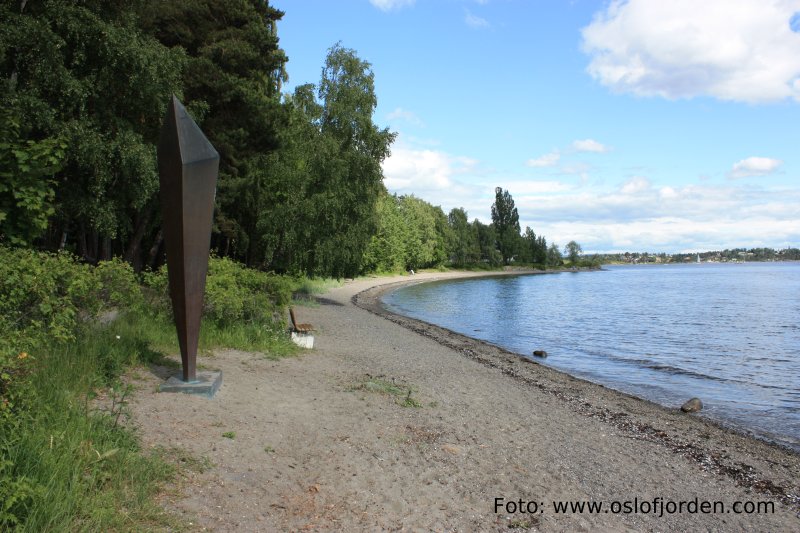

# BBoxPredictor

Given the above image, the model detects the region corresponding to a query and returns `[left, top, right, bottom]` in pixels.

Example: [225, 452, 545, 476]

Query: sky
[271, 0, 800, 253]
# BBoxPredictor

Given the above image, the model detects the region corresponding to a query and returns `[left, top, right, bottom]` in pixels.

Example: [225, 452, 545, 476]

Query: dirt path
[129, 272, 800, 532]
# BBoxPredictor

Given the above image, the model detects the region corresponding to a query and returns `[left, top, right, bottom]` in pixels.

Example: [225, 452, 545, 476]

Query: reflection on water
[384, 263, 800, 450]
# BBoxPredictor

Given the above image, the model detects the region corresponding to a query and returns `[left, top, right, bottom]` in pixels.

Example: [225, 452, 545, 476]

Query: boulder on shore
[532, 350, 548, 358]
[680, 398, 703, 413]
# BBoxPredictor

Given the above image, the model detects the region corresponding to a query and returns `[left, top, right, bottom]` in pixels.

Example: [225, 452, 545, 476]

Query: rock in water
[532, 350, 548, 358]
[681, 398, 703, 413]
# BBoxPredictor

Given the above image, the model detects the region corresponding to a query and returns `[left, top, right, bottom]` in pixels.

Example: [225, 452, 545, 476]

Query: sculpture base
[291, 332, 314, 349]
[159, 370, 223, 398]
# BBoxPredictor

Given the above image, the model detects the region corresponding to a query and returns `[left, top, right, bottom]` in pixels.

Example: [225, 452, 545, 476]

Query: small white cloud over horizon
[572, 138, 611, 153]
[581, 0, 800, 103]
[526, 151, 561, 167]
[369, 0, 415, 12]
[465, 9, 490, 28]
[730, 156, 783, 178]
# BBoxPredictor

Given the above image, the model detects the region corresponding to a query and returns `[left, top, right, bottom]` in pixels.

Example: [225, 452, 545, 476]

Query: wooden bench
[289, 307, 313, 334]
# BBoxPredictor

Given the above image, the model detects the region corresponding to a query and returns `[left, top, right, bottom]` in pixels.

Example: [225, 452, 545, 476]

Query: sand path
[129, 271, 800, 532]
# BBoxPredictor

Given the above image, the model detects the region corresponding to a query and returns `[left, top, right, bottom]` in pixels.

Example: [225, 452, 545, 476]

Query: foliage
[362, 194, 408, 273]
[0, 247, 101, 356]
[0, 109, 66, 246]
[140, 0, 288, 266]
[491, 187, 520, 265]
[547, 243, 563, 266]
[564, 240, 583, 264]
[447, 207, 480, 267]
[143, 256, 293, 327]
[0, 247, 298, 529]
[0, 0, 186, 261]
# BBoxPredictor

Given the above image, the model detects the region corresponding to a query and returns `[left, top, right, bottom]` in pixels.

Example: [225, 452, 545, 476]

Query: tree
[362, 194, 407, 273]
[448, 208, 479, 266]
[1, 0, 185, 263]
[140, 0, 288, 266]
[0, 109, 65, 246]
[564, 240, 583, 265]
[490, 187, 520, 265]
[547, 243, 563, 266]
[473, 219, 502, 266]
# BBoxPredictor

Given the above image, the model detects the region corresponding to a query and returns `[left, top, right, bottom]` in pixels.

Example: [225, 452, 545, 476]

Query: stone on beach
[532, 350, 548, 358]
[681, 398, 703, 413]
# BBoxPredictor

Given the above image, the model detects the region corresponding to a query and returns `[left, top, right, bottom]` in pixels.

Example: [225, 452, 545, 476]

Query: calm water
[384, 263, 800, 450]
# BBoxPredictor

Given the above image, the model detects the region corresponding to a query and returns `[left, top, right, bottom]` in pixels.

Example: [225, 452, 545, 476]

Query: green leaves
[0, 110, 65, 246]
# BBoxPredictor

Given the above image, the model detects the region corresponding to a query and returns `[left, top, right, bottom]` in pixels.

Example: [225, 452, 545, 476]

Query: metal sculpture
[157, 95, 219, 382]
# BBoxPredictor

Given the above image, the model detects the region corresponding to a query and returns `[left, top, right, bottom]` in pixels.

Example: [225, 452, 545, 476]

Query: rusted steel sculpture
[157, 96, 219, 382]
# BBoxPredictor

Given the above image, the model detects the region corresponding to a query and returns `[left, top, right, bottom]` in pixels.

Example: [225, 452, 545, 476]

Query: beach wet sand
[129, 271, 800, 531]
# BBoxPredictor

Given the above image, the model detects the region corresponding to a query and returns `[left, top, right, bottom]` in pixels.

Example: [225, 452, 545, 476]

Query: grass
[1, 303, 297, 530]
[290, 276, 344, 306]
[130, 309, 298, 360]
[350, 375, 423, 408]
[1, 321, 181, 531]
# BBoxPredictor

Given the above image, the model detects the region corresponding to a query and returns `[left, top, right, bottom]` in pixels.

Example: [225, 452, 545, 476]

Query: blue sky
[272, 0, 800, 253]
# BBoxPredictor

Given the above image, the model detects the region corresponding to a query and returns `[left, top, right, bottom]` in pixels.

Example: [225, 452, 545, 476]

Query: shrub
[143, 256, 293, 328]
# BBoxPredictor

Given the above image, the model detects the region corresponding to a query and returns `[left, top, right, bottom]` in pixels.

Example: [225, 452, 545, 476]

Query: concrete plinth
[159, 370, 223, 398]
[291, 332, 314, 349]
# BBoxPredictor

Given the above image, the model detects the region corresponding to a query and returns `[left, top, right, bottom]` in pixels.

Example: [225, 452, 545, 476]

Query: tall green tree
[301, 43, 395, 277]
[448, 207, 479, 266]
[362, 194, 407, 273]
[140, 0, 288, 265]
[547, 242, 563, 266]
[564, 240, 583, 264]
[1, 0, 185, 262]
[490, 187, 520, 265]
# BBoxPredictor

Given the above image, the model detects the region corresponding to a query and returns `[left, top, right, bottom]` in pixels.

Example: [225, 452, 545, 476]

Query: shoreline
[350, 272, 800, 510]
[356, 270, 799, 454]
[129, 269, 800, 531]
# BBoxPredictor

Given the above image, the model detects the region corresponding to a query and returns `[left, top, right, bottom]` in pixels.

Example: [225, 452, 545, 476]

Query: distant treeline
[1, 0, 576, 276]
[598, 248, 800, 264]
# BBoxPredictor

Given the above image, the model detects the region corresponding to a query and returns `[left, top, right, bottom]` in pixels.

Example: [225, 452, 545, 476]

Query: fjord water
[384, 263, 800, 450]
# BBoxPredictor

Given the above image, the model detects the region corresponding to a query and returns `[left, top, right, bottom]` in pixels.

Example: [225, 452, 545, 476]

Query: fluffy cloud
[526, 151, 560, 167]
[465, 10, 490, 28]
[382, 140, 479, 196]
[572, 139, 610, 153]
[581, 0, 800, 103]
[369, 0, 415, 11]
[729, 157, 783, 178]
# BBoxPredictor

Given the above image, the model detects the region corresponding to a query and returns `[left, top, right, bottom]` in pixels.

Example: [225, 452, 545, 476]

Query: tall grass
[3, 319, 177, 531]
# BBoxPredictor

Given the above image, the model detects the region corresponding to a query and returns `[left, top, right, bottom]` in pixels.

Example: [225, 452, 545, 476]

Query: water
[384, 263, 800, 450]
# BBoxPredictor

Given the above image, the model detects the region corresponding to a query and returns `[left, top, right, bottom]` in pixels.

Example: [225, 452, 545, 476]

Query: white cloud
[382, 139, 478, 194]
[581, 0, 800, 103]
[386, 107, 425, 127]
[465, 10, 490, 28]
[369, 0, 415, 12]
[620, 176, 651, 194]
[572, 138, 610, 153]
[526, 151, 560, 167]
[730, 156, 783, 178]
[514, 181, 800, 252]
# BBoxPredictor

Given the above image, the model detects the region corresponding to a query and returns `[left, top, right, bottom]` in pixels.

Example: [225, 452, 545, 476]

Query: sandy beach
[129, 271, 800, 531]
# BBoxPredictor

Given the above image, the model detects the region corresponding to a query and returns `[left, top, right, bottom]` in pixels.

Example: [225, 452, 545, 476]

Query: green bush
[144, 256, 293, 327]
[0, 248, 100, 356]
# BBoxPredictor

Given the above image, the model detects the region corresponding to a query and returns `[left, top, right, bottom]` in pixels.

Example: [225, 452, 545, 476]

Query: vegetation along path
[129, 272, 800, 531]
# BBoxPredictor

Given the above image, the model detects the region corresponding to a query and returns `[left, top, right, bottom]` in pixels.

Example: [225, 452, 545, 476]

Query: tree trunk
[124, 207, 152, 271]
[147, 229, 163, 270]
